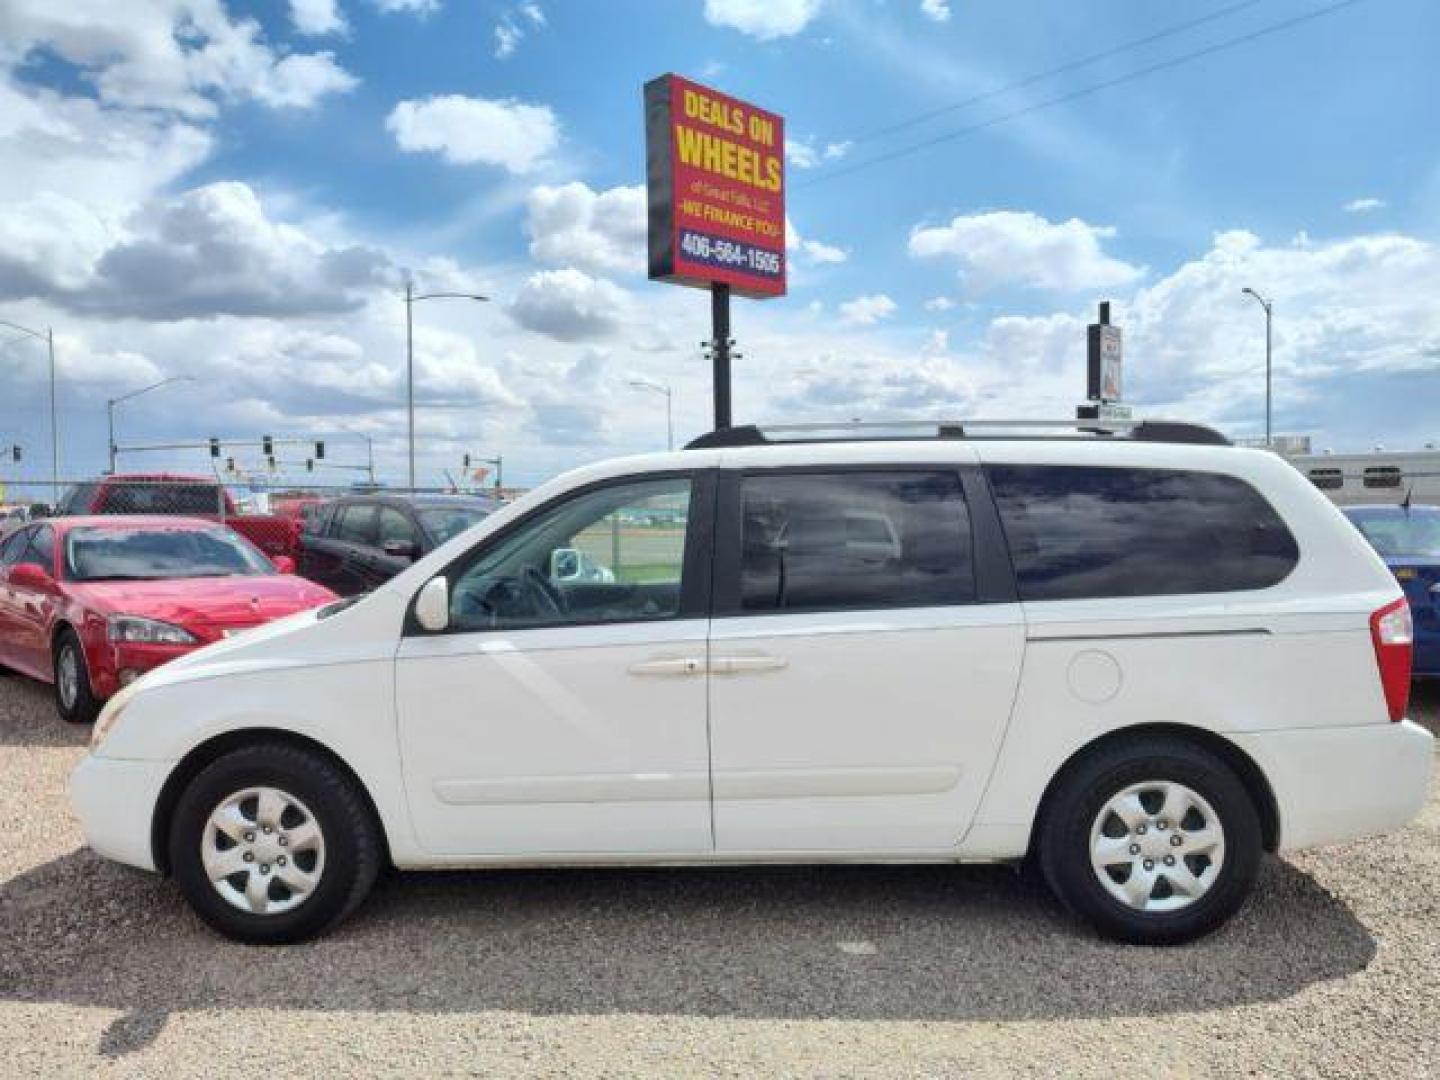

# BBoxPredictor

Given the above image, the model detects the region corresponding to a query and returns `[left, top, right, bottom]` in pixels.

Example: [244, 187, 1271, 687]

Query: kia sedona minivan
[71, 420, 1434, 946]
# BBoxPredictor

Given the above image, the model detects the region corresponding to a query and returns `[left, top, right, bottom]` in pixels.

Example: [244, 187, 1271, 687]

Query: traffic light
[314, 440, 325, 460]
[9, 446, 19, 463]
[306, 458, 314, 473]
[226, 457, 235, 473]
[463, 453, 471, 467]
[209, 437, 220, 458]
[262, 435, 274, 456]
[266, 455, 276, 471]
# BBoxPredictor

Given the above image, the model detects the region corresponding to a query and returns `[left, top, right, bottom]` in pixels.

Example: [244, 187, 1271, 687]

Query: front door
[4, 525, 57, 679]
[707, 466, 1026, 853]
[395, 472, 715, 857]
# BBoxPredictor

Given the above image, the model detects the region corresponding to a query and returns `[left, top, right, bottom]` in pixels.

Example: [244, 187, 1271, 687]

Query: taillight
[1369, 598, 1413, 722]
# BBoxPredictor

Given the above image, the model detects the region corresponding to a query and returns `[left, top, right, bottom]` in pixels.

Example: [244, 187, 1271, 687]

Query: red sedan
[0, 516, 336, 724]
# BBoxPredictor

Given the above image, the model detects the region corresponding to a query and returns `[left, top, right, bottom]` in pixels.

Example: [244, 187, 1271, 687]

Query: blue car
[1342, 504, 1440, 678]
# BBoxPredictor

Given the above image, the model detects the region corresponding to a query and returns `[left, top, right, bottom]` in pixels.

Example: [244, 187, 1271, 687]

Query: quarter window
[987, 465, 1299, 601]
[736, 471, 974, 612]
[332, 505, 377, 545]
[377, 507, 418, 549]
[446, 477, 693, 632]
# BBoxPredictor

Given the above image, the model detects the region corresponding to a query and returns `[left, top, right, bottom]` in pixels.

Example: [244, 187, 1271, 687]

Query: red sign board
[644, 74, 786, 299]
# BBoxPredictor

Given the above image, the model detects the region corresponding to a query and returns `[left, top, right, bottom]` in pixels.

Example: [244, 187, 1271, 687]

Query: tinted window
[377, 506, 418, 548]
[60, 483, 99, 514]
[738, 471, 973, 612]
[988, 465, 1299, 601]
[332, 505, 377, 545]
[418, 506, 489, 544]
[18, 525, 54, 572]
[448, 478, 691, 632]
[0, 528, 31, 566]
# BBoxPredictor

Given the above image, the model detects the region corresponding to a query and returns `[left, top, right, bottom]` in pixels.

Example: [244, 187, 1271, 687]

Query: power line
[796, 0, 1366, 190]
[841, 0, 1267, 148]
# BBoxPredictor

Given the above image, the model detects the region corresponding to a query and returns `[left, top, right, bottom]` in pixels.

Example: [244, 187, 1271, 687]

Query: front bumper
[69, 754, 173, 872]
[1232, 719, 1434, 852]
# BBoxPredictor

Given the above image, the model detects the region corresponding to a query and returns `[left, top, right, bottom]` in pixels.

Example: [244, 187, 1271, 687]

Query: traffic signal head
[262, 435, 274, 456]
[209, 437, 220, 458]
[10, 446, 19, 463]
[314, 440, 325, 460]
[306, 458, 314, 472]
[463, 453, 471, 467]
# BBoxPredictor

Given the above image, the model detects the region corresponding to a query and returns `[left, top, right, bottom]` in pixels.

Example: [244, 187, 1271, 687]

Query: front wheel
[54, 629, 101, 725]
[168, 742, 383, 944]
[1038, 737, 1262, 946]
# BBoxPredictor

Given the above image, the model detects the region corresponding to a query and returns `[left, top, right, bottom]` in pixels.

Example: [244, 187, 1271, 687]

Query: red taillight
[1369, 598, 1413, 722]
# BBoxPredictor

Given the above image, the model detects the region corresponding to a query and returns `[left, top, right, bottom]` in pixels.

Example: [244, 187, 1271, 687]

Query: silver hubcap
[57, 646, 79, 709]
[202, 786, 325, 916]
[1089, 780, 1225, 913]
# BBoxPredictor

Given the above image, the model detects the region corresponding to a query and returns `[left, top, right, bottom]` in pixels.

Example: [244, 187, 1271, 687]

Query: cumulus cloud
[0, 0, 359, 117]
[786, 218, 847, 266]
[785, 137, 850, 169]
[908, 209, 1144, 292]
[494, 2, 546, 58]
[510, 267, 631, 342]
[703, 0, 823, 40]
[525, 183, 646, 274]
[290, 0, 347, 35]
[371, 0, 440, 14]
[386, 95, 559, 172]
[0, 182, 395, 320]
[839, 293, 897, 326]
[920, 0, 951, 22]
[1343, 197, 1385, 214]
[924, 296, 955, 312]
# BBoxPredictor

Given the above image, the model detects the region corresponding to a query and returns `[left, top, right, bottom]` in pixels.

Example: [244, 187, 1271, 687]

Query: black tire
[53, 628, 101, 725]
[1037, 736, 1262, 946]
[168, 742, 383, 945]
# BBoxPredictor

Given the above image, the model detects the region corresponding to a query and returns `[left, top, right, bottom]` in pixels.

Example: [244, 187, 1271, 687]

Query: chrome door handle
[712, 653, 789, 676]
[628, 656, 704, 677]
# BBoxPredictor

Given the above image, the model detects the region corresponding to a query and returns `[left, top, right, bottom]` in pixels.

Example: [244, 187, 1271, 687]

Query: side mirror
[9, 563, 53, 591]
[271, 554, 296, 575]
[549, 547, 581, 581]
[414, 576, 450, 632]
[383, 540, 420, 560]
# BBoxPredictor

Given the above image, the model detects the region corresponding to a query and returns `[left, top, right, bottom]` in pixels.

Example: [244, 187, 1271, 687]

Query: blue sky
[1, 0, 1438, 491]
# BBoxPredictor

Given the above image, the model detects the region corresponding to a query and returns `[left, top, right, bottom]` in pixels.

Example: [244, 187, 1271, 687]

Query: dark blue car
[1342, 504, 1440, 678]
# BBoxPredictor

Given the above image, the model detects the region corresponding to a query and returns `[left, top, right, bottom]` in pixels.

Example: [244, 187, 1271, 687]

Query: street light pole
[106, 375, 195, 474]
[628, 378, 674, 451]
[1241, 288, 1274, 448]
[403, 285, 489, 491]
[0, 317, 59, 502]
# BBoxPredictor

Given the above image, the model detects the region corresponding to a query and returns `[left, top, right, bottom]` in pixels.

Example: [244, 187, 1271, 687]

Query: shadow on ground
[0, 674, 88, 748]
[0, 847, 1375, 1056]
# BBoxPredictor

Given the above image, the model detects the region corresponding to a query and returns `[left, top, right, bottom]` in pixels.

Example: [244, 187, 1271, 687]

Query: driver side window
[448, 476, 693, 632]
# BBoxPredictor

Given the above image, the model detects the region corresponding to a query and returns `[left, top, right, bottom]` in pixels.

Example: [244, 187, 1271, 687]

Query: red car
[0, 516, 336, 724]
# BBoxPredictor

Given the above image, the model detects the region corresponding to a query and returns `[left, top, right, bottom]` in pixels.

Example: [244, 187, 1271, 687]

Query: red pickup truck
[57, 474, 301, 559]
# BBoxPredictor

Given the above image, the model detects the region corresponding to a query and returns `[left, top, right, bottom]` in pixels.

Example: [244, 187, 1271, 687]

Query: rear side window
[332, 504, 377, 545]
[987, 465, 1299, 601]
[737, 471, 974, 612]
[60, 482, 99, 514]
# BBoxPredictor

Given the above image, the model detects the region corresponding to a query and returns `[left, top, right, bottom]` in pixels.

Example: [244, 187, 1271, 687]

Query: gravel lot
[0, 674, 1435, 1078]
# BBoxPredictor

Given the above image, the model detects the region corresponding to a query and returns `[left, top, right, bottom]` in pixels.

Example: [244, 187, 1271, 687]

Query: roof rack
[685, 419, 1231, 450]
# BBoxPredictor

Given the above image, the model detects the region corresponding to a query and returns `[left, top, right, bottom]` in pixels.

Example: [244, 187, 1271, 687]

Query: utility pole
[1241, 288, 1274, 447]
[628, 378, 674, 451]
[0, 318, 58, 502]
[403, 283, 489, 491]
[106, 375, 195, 473]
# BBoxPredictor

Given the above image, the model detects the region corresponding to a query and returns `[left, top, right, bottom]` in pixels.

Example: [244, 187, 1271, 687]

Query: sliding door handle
[628, 656, 704, 677]
[712, 653, 789, 676]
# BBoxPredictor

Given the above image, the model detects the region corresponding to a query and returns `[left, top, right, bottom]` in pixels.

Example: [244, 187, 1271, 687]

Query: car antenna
[1400, 483, 1413, 513]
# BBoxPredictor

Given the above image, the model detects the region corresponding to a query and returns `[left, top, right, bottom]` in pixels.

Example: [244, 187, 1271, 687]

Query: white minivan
[71, 420, 1434, 946]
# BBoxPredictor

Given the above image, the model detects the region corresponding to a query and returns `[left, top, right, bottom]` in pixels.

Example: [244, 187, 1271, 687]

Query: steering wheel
[523, 565, 565, 617]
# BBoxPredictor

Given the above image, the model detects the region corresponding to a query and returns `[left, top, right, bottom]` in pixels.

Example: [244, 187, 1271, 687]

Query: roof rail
[684, 419, 1232, 450]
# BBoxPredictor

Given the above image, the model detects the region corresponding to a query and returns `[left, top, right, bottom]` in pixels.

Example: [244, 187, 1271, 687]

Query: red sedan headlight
[106, 615, 199, 646]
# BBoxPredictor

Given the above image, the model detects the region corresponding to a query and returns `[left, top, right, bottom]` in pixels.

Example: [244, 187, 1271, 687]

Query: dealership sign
[644, 74, 786, 298]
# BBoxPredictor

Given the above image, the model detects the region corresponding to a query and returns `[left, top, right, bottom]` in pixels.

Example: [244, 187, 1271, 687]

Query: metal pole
[366, 435, 375, 485]
[107, 399, 116, 474]
[47, 328, 58, 504]
[1265, 301, 1273, 449]
[711, 283, 732, 430]
[405, 281, 415, 490]
[665, 387, 674, 452]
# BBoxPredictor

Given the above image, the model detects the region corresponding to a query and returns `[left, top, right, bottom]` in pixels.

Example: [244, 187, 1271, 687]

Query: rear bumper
[1232, 720, 1434, 852]
[69, 754, 173, 872]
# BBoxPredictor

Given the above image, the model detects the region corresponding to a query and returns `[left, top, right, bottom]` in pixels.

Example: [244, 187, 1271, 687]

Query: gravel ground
[0, 674, 1435, 1079]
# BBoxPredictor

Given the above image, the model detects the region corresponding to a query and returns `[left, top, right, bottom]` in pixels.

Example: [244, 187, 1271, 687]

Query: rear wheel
[168, 742, 382, 945]
[1038, 736, 1262, 946]
[53, 629, 101, 725]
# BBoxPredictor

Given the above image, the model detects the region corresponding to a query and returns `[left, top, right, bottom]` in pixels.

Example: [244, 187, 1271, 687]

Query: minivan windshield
[64, 526, 274, 581]
[1346, 507, 1440, 558]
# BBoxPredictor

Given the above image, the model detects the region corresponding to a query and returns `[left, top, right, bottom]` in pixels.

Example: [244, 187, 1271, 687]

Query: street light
[0, 317, 57, 502]
[628, 378, 674, 451]
[404, 282, 489, 489]
[1241, 287, 1274, 448]
[107, 376, 196, 474]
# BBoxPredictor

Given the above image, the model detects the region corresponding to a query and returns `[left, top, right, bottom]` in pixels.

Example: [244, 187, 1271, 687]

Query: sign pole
[711, 283, 732, 429]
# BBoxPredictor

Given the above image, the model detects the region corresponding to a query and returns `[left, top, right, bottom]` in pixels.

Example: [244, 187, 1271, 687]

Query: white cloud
[838, 293, 897, 326]
[526, 183, 646, 275]
[921, 328, 949, 355]
[1343, 197, 1386, 214]
[509, 267, 631, 342]
[785, 137, 851, 170]
[0, 0, 359, 117]
[494, 23, 523, 57]
[371, 0, 440, 13]
[924, 296, 955, 311]
[493, 2, 546, 57]
[386, 95, 558, 172]
[920, 0, 951, 22]
[290, 0, 347, 35]
[908, 209, 1144, 291]
[703, 0, 823, 40]
[786, 218, 847, 266]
